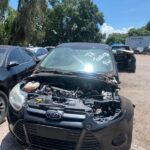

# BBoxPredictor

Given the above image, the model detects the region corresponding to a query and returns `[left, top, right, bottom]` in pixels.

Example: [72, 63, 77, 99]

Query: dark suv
[8, 43, 134, 150]
[0, 45, 36, 124]
[111, 44, 136, 73]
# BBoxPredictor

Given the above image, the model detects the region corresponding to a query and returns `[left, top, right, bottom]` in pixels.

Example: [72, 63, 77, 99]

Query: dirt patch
[0, 121, 8, 142]
[120, 55, 150, 150]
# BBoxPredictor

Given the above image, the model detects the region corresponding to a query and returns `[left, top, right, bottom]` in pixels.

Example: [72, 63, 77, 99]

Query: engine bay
[22, 77, 122, 123]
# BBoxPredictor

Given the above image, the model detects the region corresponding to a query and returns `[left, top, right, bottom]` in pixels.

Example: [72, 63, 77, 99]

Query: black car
[133, 47, 144, 54]
[8, 43, 134, 150]
[143, 46, 150, 55]
[0, 45, 36, 124]
[111, 44, 136, 73]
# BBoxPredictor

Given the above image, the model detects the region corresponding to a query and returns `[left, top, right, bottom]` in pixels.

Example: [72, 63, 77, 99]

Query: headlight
[9, 83, 27, 111]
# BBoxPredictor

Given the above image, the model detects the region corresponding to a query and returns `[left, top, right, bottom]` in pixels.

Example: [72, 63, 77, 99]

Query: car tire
[0, 91, 8, 124]
[128, 64, 136, 73]
[128, 58, 136, 73]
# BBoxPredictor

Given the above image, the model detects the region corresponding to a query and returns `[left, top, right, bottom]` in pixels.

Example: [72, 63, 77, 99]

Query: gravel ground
[0, 55, 150, 150]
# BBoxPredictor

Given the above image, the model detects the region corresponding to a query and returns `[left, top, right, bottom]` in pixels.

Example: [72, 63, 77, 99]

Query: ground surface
[0, 55, 150, 150]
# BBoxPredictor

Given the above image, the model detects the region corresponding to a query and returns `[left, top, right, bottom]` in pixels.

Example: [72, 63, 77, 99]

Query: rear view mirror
[7, 61, 19, 69]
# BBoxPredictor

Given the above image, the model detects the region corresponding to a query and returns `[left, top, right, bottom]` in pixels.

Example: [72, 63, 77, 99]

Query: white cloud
[101, 23, 133, 36]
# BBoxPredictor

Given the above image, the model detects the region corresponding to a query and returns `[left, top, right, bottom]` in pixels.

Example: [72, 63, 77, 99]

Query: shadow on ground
[0, 133, 23, 150]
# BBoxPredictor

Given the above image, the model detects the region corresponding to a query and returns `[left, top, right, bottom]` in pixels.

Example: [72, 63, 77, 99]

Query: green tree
[4, 7, 17, 42]
[0, 23, 5, 44]
[44, 0, 104, 46]
[0, 0, 9, 17]
[106, 33, 128, 45]
[146, 21, 150, 31]
[9, 0, 47, 45]
[0, 6, 16, 44]
[0, 0, 9, 44]
[128, 27, 150, 36]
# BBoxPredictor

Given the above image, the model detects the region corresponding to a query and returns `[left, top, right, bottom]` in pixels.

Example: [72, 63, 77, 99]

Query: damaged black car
[8, 43, 134, 150]
[111, 44, 136, 73]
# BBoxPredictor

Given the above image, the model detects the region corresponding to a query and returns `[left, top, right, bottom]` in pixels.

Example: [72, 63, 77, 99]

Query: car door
[20, 48, 36, 76]
[6, 48, 27, 88]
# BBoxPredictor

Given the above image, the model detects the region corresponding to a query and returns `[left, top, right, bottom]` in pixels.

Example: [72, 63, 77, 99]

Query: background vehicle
[134, 47, 144, 54]
[0, 45, 36, 124]
[143, 46, 150, 55]
[25, 48, 40, 64]
[8, 43, 134, 150]
[111, 44, 136, 73]
[26, 47, 48, 62]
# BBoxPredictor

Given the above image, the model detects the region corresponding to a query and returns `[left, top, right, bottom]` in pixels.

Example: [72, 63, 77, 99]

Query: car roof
[26, 47, 46, 51]
[57, 42, 111, 50]
[0, 45, 20, 51]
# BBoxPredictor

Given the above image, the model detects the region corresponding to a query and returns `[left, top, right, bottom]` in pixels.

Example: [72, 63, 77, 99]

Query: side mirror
[7, 61, 19, 69]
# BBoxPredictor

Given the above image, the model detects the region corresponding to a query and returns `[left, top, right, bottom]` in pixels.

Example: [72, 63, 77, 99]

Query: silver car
[26, 47, 48, 62]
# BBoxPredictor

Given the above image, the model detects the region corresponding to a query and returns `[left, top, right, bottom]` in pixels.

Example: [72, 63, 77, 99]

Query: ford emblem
[46, 110, 62, 120]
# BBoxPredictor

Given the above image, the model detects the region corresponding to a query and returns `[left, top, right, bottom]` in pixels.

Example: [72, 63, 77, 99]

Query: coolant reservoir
[23, 82, 40, 92]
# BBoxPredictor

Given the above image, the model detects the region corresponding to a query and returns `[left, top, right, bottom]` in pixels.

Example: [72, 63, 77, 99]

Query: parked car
[8, 43, 134, 150]
[134, 47, 144, 54]
[0, 45, 36, 124]
[26, 47, 48, 62]
[111, 44, 136, 72]
[25, 48, 40, 64]
[143, 46, 150, 55]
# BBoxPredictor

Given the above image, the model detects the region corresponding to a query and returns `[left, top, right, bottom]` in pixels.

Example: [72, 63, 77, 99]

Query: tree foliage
[106, 21, 150, 45]
[44, 0, 104, 46]
[128, 27, 150, 36]
[0, 7, 16, 44]
[0, 0, 104, 46]
[146, 21, 150, 31]
[0, 0, 9, 17]
[9, 0, 47, 45]
[106, 33, 128, 45]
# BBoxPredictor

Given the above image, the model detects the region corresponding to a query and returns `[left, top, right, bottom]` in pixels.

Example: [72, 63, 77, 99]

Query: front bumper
[7, 97, 134, 150]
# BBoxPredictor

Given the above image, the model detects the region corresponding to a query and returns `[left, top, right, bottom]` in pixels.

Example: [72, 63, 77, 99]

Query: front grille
[29, 135, 76, 150]
[81, 132, 101, 150]
[26, 123, 81, 150]
[26, 123, 101, 150]
[13, 120, 26, 143]
[27, 123, 81, 141]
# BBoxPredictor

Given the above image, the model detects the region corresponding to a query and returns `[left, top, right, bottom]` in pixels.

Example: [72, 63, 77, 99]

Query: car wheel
[0, 91, 8, 124]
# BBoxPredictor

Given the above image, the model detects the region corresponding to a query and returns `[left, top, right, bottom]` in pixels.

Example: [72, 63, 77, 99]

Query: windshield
[40, 47, 113, 74]
[112, 46, 130, 50]
[0, 49, 6, 66]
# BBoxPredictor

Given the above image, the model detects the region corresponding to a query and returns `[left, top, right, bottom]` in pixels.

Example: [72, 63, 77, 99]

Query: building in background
[126, 36, 150, 49]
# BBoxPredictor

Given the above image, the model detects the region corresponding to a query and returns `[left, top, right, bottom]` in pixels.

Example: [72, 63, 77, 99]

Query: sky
[9, 0, 150, 35]
[94, 0, 150, 35]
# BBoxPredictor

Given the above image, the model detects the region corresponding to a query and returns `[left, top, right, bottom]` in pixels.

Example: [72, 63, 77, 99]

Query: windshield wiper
[34, 69, 118, 84]
[34, 69, 75, 76]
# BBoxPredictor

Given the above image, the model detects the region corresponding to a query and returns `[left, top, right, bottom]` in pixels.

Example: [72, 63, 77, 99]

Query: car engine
[22, 79, 122, 123]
